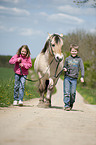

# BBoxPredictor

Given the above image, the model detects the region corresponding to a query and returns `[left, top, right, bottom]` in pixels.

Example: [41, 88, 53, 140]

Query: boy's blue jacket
[64, 55, 84, 79]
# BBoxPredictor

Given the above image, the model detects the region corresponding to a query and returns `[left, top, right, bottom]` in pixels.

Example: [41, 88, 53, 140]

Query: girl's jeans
[14, 74, 27, 101]
[63, 76, 77, 108]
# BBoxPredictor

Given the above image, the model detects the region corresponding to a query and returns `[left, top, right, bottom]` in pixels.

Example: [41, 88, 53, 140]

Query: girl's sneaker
[13, 100, 18, 106]
[19, 100, 23, 106]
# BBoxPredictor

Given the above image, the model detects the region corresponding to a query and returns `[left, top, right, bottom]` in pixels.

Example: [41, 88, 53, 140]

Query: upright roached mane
[34, 33, 64, 107]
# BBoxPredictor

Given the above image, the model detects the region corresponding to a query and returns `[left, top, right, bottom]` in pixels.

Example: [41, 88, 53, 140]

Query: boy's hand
[80, 77, 84, 83]
[63, 67, 67, 72]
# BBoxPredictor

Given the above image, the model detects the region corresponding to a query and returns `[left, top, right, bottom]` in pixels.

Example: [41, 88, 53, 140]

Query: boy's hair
[17, 45, 31, 58]
[70, 44, 79, 51]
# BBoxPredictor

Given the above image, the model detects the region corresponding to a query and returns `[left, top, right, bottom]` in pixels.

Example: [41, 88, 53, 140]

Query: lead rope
[20, 38, 64, 82]
[54, 64, 64, 78]
[20, 59, 64, 83]
[49, 39, 64, 78]
[19, 58, 55, 82]
[51, 62, 64, 87]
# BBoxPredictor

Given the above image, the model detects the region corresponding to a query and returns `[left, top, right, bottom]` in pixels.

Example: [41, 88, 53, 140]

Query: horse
[34, 33, 64, 108]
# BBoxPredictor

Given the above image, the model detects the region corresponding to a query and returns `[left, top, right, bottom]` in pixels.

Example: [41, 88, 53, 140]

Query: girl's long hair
[17, 45, 31, 58]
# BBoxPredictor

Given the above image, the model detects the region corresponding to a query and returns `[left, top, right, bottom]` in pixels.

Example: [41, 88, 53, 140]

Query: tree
[73, 0, 96, 8]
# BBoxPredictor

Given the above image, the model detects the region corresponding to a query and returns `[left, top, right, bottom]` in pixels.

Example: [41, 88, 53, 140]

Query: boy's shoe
[13, 100, 18, 106]
[19, 100, 23, 106]
[64, 107, 71, 111]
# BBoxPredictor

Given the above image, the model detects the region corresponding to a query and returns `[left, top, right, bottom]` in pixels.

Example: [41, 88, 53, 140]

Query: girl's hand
[19, 63, 23, 67]
[18, 58, 22, 62]
[80, 77, 84, 83]
[63, 67, 67, 72]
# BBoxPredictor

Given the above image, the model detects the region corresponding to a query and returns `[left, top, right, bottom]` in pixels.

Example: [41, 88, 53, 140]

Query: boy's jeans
[63, 76, 77, 107]
[14, 74, 27, 101]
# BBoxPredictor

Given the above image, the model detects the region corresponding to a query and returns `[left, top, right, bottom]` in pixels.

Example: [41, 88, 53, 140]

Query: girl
[63, 44, 84, 111]
[9, 45, 32, 106]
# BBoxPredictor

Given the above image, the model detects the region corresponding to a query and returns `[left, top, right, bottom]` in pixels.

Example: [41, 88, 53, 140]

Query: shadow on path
[71, 109, 84, 112]
[16, 105, 34, 107]
[51, 106, 64, 110]
[51, 106, 84, 112]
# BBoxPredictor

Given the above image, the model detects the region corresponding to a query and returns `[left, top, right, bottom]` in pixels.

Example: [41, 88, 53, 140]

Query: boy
[63, 44, 84, 111]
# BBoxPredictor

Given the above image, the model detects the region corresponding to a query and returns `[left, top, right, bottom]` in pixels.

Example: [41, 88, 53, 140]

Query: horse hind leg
[41, 80, 51, 108]
[36, 72, 44, 107]
[44, 79, 54, 108]
[38, 78, 53, 108]
[37, 79, 45, 107]
[44, 89, 52, 108]
[38, 79, 50, 108]
[38, 79, 51, 108]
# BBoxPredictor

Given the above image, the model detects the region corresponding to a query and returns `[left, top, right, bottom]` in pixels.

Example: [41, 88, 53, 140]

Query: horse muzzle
[55, 54, 63, 62]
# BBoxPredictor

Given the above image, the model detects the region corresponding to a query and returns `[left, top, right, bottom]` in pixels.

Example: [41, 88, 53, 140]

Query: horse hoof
[37, 101, 51, 108]
[43, 99, 51, 108]
[43, 103, 51, 108]
[37, 100, 44, 108]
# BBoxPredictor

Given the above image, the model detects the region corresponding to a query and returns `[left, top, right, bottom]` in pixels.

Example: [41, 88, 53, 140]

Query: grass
[24, 70, 40, 101]
[0, 68, 14, 107]
[2, 67, 95, 106]
[0, 67, 56, 107]
[0, 67, 14, 80]
[0, 67, 40, 107]
[77, 83, 96, 105]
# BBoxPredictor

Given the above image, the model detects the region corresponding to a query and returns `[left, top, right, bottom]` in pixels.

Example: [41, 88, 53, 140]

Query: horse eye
[52, 44, 55, 47]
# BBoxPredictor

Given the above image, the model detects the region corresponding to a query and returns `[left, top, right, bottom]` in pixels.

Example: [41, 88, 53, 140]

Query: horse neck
[45, 48, 54, 64]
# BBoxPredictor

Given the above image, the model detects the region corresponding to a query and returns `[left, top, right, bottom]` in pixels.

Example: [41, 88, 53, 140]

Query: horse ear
[48, 33, 51, 37]
[60, 33, 63, 37]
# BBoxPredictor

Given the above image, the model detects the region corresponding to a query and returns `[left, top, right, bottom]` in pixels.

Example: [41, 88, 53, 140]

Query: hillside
[0, 29, 96, 89]
[0, 30, 96, 103]
[0, 55, 13, 68]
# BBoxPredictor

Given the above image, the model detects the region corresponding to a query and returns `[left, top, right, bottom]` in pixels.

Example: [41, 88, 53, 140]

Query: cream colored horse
[34, 33, 64, 107]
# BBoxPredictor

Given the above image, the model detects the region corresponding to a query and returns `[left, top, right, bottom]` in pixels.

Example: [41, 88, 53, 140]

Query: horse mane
[41, 34, 61, 53]
[41, 39, 50, 53]
[52, 34, 61, 44]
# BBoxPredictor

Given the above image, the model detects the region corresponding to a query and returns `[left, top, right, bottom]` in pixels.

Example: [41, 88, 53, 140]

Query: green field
[0, 67, 14, 80]
[76, 84, 96, 105]
[0, 67, 96, 107]
[0, 67, 40, 107]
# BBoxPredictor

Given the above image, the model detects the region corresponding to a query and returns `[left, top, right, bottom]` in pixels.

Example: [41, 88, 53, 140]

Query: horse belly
[34, 53, 49, 75]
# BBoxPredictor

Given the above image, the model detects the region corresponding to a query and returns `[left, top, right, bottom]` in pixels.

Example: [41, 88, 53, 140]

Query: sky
[0, 0, 96, 58]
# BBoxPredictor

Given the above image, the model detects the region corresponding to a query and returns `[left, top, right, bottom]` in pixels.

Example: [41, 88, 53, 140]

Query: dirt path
[0, 79, 96, 145]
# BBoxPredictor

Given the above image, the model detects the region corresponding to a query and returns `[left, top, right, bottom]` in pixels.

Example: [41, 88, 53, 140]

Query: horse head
[41, 33, 64, 62]
[48, 33, 64, 62]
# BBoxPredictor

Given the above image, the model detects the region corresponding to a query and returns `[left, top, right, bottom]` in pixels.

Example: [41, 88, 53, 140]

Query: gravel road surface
[0, 79, 96, 145]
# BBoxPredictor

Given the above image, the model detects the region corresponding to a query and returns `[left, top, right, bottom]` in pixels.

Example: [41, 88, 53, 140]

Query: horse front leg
[37, 72, 45, 107]
[45, 78, 54, 108]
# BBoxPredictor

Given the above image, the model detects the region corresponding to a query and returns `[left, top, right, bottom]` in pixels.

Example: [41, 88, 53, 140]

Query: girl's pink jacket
[9, 54, 32, 75]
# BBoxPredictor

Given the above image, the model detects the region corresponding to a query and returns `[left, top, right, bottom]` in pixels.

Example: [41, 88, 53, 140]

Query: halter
[49, 39, 55, 57]
[20, 36, 63, 83]
[19, 58, 55, 82]
[19, 56, 63, 83]
[49, 38, 63, 64]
